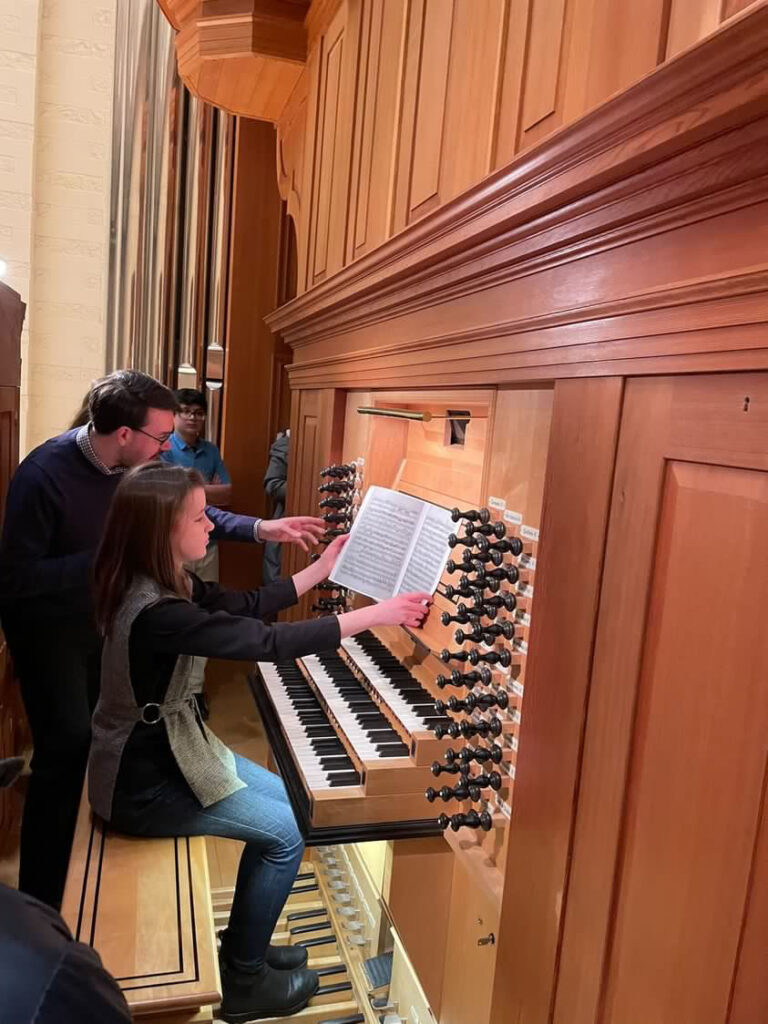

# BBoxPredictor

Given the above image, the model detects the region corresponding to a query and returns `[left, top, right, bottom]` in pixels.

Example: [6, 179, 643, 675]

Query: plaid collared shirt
[75, 423, 125, 476]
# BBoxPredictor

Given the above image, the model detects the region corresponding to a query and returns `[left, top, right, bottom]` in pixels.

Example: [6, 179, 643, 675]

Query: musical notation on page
[329, 486, 453, 600]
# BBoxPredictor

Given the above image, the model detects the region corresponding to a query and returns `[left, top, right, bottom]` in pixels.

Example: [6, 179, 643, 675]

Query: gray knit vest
[88, 576, 245, 820]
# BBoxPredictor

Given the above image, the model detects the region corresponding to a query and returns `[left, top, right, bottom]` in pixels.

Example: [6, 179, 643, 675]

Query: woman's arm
[193, 574, 298, 621]
[290, 534, 349, 598]
[133, 598, 342, 663]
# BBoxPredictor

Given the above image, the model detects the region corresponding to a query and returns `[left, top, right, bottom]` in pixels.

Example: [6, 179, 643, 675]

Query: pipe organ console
[248, 389, 553, 1018]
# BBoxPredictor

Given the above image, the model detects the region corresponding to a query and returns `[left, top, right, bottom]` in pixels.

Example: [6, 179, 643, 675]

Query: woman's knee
[257, 816, 304, 865]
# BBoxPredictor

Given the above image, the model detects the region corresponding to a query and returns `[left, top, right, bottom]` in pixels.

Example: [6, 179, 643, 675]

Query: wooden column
[489, 376, 624, 1024]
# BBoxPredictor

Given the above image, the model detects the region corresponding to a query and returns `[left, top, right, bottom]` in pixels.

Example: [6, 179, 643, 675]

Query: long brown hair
[94, 462, 205, 635]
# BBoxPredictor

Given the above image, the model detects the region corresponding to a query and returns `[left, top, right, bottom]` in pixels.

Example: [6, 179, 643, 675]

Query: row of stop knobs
[312, 463, 359, 614]
[428, 505, 525, 832]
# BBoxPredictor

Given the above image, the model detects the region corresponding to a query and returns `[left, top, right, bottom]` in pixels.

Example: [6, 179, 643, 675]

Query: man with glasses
[162, 389, 232, 717]
[0, 370, 324, 909]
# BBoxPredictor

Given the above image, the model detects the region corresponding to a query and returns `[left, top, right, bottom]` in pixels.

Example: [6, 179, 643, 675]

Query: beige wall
[0, 0, 40, 427]
[0, 0, 115, 454]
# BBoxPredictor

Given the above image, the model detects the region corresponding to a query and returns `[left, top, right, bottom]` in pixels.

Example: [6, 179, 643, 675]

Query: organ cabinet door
[554, 373, 768, 1024]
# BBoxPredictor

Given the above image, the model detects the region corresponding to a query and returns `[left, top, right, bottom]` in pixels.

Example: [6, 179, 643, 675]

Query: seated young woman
[88, 463, 431, 1023]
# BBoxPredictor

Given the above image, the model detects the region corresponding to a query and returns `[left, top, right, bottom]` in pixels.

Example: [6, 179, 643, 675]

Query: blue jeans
[109, 754, 304, 970]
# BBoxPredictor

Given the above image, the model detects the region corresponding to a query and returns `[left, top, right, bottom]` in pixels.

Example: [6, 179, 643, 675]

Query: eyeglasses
[178, 407, 206, 419]
[135, 427, 173, 445]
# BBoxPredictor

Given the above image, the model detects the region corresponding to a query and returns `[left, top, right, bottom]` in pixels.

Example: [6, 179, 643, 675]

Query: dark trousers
[5, 617, 101, 909]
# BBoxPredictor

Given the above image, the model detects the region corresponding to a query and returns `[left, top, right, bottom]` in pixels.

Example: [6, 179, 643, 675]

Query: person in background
[262, 428, 289, 585]
[162, 389, 231, 717]
[0, 370, 325, 911]
[89, 462, 431, 1021]
[69, 391, 91, 429]
[0, 757, 132, 1024]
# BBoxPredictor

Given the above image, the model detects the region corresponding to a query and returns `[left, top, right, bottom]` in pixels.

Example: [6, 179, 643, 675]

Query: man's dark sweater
[0, 429, 257, 627]
[0, 884, 131, 1024]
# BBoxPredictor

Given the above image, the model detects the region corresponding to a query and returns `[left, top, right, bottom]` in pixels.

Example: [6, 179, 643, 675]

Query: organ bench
[61, 790, 221, 1022]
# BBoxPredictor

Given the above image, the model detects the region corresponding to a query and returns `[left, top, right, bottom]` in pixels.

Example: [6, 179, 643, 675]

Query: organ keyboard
[250, 632, 450, 843]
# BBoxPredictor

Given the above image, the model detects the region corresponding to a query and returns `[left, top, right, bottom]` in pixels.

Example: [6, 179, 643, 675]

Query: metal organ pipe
[204, 110, 234, 441]
[176, 96, 213, 390]
[106, 0, 181, 381]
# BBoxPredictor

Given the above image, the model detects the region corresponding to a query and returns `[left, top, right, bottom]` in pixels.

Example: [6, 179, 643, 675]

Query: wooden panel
[386, 837, 454, 1016]
[728, 761, 768, 1024]
[277, 67, 309, 235]
[347, 0, 408, 261]
[520, 0, 568, 133]
[283, 387, 346, 616]
[219, 118, 287, 590]
[440, 854, 501, 1024]
[306, 0, 361, 286]
[407, 0, 454, 216]
[562, 0, 670, 127]
[392, 0, 455, 230]
[666, 0, 722, 58]
[492, 0, 532, 169]
[0, 283, 23, 389]
[395, 399, 490, 507]
[601, 460, 768, 1023]
[554, 373, 768, 1024]
[484, 387, 553, 529]
[489, 377, 624, 1024]
[310, 12, 344, 280]
[437, 0, 510, 204]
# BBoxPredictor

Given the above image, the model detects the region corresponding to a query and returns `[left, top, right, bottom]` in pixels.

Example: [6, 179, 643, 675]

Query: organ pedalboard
[250, 459, 538, 846]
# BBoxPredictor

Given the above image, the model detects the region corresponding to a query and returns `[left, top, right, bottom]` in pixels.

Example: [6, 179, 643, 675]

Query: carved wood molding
[266, 6, 768, 381]
[284, 266, 768, 387]
[158, 0, 309, 121]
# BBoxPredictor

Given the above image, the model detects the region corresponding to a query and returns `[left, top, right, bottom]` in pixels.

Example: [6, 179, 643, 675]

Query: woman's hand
[336, 591, 432, 638]
[316, 533, 349, 577]
[291, 534, 348, 599]
[373, 592, 432, 629]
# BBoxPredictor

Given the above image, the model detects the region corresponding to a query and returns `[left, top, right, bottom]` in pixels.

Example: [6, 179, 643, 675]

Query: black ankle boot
[218, 937, 309, 973]
[266, 944, 309, 970]
[220, 962, 319, 1022]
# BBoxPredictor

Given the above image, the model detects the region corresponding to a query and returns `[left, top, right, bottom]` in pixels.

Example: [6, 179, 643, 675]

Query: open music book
[329, 485, 454, 600]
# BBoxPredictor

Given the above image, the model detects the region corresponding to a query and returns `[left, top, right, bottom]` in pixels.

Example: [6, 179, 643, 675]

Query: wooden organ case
[147, 3, 768, 1022]
[256, 13, 768, 1024]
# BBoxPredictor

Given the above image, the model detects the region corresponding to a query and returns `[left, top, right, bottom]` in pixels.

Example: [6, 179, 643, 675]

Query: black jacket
[263, 432, 289, 519]
[0, 884, 131, 1023]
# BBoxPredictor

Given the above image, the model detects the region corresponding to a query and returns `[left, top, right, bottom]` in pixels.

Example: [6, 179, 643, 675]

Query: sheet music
[330, 485, 453, 600]
[397, 503, 454, 595]
[330, 487, 423, 600]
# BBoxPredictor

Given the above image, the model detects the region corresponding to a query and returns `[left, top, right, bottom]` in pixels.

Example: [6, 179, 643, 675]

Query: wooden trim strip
[286, 266, 768, 374]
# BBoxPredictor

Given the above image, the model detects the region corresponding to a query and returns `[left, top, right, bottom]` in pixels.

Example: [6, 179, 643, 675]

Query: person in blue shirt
[161, 389, 232, 715]
[163, 389, 232, 506]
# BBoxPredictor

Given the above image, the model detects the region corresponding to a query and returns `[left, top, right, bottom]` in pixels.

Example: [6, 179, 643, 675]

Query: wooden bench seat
[61, 793, 221, 1021]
